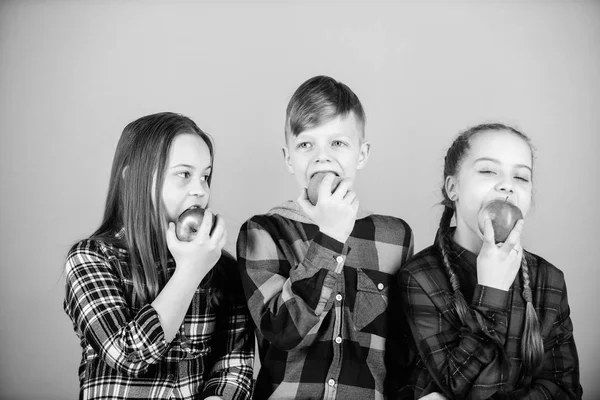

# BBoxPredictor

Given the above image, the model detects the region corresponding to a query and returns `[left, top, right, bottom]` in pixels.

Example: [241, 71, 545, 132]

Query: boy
[237, 75, 414, 400]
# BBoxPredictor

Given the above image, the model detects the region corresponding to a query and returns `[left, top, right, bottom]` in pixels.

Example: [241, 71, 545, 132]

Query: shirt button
[336, 256, 344, 263]
[167, 373, 175, 380]
[335, 336, 342, 344]
[335, 294, 343, 301]
[328, 378, 335, 387]
[377, 283, 384, 290]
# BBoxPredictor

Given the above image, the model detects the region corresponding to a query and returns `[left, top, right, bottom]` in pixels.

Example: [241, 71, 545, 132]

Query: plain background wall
[1, 0, 598, 398]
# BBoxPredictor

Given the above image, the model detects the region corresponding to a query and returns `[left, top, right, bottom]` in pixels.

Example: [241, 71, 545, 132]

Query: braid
[438, 205, 469, 324]
[520, 258, 544, 375]
[439, 122, 535, 327]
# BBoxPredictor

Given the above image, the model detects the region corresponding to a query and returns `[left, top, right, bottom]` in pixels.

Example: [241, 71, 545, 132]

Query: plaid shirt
[63, 239, 254, 400]
[399, 236, 582, 399]
[237, 201, 414, 400]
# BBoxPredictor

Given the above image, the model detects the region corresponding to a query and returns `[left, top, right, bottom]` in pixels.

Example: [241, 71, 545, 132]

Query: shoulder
[399, 244, 448, 288]
[523, 250, 567, 287]
[65, 238, 125, 277]
[403, 244, 441, 275]
[241, 213, 288, 233]
[367, 214, 412, 231]
[364, 213, 413, 243]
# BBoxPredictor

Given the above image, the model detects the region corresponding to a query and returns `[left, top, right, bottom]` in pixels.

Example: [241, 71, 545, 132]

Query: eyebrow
[474, 157, 532, 172]
[170, 164, 212, 171]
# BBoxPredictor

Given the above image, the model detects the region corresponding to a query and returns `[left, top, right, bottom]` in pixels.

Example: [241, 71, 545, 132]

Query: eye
[479, 169, 496, 175]
[515, 175, 530, 183]
[177, 171, 191, 179]
[332, 140, 346, 147]
[297, 142, 312, 149]
[200, 173, 210, 182]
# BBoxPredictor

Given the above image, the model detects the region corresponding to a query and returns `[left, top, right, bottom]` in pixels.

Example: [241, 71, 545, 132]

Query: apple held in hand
[478, 199, 523, 243]
[175, 206, 214, 242]
[307, 172, 343, 206]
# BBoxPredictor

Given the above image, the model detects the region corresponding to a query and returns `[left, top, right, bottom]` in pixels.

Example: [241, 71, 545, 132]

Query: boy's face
[283, 113, 370, 190]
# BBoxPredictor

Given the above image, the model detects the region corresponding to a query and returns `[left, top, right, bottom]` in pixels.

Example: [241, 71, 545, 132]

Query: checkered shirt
[399, 237, 582, 399]
[237, 201, 414, 400]
[63, 239, 254, 400]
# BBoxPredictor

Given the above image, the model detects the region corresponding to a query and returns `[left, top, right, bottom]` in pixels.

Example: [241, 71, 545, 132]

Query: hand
[166, 209, 226, 284]
[297, 175, 358, 243]
[476, 217, 524, 291]
[418, 392, 448, 400]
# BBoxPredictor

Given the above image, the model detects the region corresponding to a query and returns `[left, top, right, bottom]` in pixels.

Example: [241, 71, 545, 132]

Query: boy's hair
[89, 112, 227, 308]
[285, 75, 366, 139]
[438, 123, 543, 376]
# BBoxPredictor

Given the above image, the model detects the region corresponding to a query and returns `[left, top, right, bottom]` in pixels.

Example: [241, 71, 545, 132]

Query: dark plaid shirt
[399, 237, 582, 399]
[63, 239, 254, 400]
[237, 201, 414, 400]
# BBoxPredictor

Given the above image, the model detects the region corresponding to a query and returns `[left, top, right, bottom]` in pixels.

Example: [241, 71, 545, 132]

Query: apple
[307, 171, 343, 206]
[175, 206, 214, 242]
[478, 199, 523, 243]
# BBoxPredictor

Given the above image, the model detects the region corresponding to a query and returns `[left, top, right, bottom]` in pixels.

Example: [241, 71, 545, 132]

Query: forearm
[152, 267, 204, 342]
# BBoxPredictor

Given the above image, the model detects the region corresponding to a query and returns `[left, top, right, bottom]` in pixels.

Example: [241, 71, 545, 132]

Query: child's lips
[309, 170, 340, 179]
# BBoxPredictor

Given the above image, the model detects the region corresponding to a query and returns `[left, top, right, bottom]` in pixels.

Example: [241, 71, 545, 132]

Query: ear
[445, 175, 458, 201]
[282, 146, 294, 174]
[356, 141, 371, 170]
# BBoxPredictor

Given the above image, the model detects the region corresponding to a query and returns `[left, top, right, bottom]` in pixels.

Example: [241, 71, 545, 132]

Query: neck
[452, 218, 484, 255]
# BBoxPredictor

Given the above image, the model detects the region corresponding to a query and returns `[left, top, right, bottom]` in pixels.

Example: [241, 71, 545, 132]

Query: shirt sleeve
[507, 278, 582, 400]
[399, 266, 511, 399]
[63, 240, 169, 377]
[237, 216, 345, 351]
[201, 262, 255, 400]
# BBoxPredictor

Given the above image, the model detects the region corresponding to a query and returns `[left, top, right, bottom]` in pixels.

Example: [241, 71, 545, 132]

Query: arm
[237, 217, 344, 351]
[399, 266, 511, 399]
[201, 262, 255, 400]
[63, 241, 169, 376]
[508, 279, 582, 400]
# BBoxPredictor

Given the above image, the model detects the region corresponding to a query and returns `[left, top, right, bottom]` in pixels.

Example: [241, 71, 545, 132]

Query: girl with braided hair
[399, 123, 581, 399]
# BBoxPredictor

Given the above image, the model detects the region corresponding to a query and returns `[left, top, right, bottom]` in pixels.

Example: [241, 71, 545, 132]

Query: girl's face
[447, 130, 533, 252]
[161, 133, 212, 223]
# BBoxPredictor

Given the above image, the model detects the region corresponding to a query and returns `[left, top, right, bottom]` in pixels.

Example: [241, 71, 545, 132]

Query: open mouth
[310, 171, 340, 179]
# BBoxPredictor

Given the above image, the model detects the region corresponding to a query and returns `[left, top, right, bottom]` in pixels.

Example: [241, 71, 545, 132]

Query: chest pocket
[177, 287, 217, 359]
[353, 268, 391, 335]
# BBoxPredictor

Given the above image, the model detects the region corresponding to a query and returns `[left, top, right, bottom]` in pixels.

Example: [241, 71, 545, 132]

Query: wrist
[319, 228, 348, 244]
[172, 263, 206, 287]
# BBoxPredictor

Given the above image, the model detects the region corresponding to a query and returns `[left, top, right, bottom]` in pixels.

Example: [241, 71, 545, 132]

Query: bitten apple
[307, 172, 343, 206]
[175, 206, 214, 242]
[478, 199, 523, 243]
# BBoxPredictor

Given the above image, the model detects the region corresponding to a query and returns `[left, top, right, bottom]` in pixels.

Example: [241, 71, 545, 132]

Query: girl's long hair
[90, 112, 227, 307]
[439, 123, 544, 376]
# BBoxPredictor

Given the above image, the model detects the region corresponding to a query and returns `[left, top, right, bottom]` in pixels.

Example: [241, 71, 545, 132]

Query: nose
[188, 180, 208, 197]
[495, 176, 514, 194]
[314, 145, 332, 163]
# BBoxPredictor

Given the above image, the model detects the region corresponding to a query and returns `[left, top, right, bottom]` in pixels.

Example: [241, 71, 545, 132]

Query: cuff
[472, 284, 509, 310]
[304, 231, 346, 274]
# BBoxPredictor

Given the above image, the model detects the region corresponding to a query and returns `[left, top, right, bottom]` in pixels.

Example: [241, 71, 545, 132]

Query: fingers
[165, 222, 177, 248]
[330, 177, 352, 200]
[209, 214, 227, 246]
[502, 219, 524, 256]
[196, 209, 214, 239]
[297, 189, 313, 212]
[343, 189, 357, 204]
[482, 217, 495, 245]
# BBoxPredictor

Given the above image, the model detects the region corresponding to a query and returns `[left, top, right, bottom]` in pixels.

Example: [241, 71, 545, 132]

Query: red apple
[478, 199, 523, 243]
[175, 206, 214, 242]
[307, 172, 343, 206]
